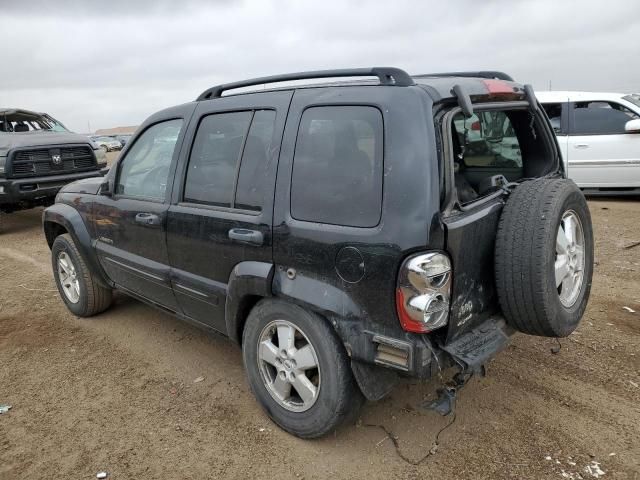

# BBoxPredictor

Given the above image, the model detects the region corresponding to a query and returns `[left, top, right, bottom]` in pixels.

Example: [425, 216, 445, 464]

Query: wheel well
[44, 221, 69, 249]
[234, 294, 263, 345]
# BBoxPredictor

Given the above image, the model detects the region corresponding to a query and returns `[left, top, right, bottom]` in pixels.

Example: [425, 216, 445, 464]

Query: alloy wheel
[257, 319, 321, 412]
[57, 251, 80, 304]
[555, 210, 586, 307]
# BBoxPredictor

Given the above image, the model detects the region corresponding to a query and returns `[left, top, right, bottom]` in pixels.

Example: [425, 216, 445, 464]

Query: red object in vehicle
[471, 121, 481, 130]
[482, 79, 515, 95]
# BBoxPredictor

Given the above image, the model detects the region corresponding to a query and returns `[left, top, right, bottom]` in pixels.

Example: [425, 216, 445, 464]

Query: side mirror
[625, 119, 640, 133]
[99, 180, 113, 197]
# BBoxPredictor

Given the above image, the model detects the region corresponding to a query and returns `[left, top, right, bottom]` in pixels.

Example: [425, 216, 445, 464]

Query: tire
[51, 233, 113, 317]
[242, 299, 363, 438]
[495, 178, 593, 337]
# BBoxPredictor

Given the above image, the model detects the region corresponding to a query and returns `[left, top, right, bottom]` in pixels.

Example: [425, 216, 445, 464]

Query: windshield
[623, 94, 640, 110]
[0, 111, 68, 133]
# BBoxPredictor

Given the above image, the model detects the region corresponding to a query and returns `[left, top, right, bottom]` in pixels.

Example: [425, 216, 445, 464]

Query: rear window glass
[453, 111, 523, 168]
[290, 106, 383, 228]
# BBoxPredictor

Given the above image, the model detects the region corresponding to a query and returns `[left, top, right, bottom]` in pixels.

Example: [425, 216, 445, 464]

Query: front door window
[116, 119, 183, 200]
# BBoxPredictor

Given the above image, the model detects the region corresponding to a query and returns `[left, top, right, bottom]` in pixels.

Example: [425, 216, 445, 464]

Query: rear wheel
[495, 179, 593, 337]
[242, 299, 363, 438]
[51, 234, 113, 317]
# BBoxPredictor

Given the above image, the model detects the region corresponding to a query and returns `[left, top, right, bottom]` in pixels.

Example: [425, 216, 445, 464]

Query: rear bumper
[0, 169, 106, 208]
[353, 315, 514, 379]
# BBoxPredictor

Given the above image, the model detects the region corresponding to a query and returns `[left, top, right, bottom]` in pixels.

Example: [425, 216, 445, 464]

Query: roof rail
[196, 67, 415, 101]
[414, 71, 514, 82]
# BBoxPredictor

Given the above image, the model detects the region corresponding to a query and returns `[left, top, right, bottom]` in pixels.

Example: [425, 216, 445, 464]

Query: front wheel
[51, 234, 113, 317]
[242, 299, 363, 438]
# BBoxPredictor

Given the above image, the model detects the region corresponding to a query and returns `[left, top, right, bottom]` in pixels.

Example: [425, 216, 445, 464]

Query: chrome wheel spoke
[554, 255, 570, 287]
[259, 340, 280, 367]
[272, 375, 292, 399]
[292, 375, 317, 404]
[561, 273, 576, 295]
[574, 245, 585, 271]
[556, 227, 569, 255]
[277, 324, 295, 351]
[292, 345, 317, 370]
[563, 215, 576, 245]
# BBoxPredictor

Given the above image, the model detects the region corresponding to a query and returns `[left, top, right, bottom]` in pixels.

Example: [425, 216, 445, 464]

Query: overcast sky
[1, 0, 639, 133]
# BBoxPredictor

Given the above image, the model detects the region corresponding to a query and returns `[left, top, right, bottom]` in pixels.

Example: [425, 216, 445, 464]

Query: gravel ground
[0, 171, 638, 479]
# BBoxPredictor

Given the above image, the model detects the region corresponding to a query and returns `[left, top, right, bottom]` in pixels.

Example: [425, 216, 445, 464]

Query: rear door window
[184, 111, 253, 207]
[290, 106, 383, 227]
[570, 101, 640, 135]
[183, 110, 277, 211]
[234, 110, 276, 211]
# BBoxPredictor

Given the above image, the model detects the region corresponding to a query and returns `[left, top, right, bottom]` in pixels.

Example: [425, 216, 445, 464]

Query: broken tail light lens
[396, 252, 452, 333]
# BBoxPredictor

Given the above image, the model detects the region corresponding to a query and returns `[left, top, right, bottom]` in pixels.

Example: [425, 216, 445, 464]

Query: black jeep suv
[0, 108, 108, 227]
[43, 68, 593, 438]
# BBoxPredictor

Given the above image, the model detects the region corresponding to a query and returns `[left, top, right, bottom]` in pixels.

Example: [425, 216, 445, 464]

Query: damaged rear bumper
[356, 315, 514, 379]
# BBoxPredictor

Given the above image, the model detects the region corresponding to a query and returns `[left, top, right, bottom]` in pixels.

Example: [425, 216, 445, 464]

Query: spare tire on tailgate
[495, 178, 593, 337]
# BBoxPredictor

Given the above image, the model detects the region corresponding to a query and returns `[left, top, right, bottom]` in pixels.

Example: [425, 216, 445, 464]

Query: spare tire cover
[494, 178, 594, 337]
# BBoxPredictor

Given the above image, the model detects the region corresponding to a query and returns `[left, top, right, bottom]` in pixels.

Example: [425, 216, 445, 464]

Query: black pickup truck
[0, 108, 107, 227]
[43, 68, 593, 438]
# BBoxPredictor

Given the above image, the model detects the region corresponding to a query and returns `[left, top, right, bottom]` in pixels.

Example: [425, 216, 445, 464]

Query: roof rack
[414, 71, 514, 82]
[196, 67, 415, 101]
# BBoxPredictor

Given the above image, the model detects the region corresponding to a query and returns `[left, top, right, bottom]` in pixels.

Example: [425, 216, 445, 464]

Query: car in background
[115, 134, 132, 147]
[537, 91, 640, 195]
[0, 108, 107, 223]
[91, 136, 122, 152]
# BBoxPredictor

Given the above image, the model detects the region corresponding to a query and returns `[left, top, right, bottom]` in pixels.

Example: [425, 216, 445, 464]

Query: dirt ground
[1, 170, 639, 478]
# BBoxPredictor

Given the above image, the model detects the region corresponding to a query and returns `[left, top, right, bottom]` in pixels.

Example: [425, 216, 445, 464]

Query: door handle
[574, 143, 589, 149]
[135, 212, 161, 226]
[228, 228, 264, 246]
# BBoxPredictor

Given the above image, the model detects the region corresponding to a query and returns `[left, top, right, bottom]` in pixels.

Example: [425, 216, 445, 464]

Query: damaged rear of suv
[43, 68, 593, 438]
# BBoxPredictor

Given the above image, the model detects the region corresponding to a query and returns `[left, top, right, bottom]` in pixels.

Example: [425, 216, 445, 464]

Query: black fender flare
[225, 261, 274, 344]
[42, 203, 112, 288]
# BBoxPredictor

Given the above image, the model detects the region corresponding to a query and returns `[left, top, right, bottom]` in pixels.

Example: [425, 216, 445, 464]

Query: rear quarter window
[290, 106, 383, 228]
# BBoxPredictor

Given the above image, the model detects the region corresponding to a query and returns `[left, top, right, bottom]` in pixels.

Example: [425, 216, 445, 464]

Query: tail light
[396, 252, 452, 333]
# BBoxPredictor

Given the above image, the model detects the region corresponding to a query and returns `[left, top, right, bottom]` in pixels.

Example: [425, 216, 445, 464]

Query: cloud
[1, 0, 638, 132]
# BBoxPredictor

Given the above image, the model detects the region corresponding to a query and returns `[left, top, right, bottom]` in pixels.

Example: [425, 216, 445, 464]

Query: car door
[93, 114, 191, 312]
[165, 91, 292, 333]
[567, 100, 640, 188]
